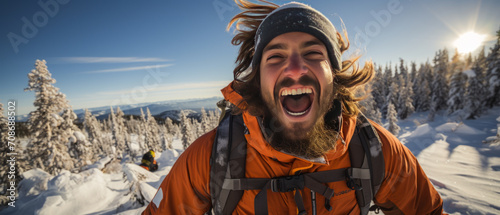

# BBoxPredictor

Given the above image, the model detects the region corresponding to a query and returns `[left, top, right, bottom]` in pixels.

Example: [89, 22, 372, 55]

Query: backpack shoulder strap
[347, 113, 385, 215]
[209, 110, 247, 215]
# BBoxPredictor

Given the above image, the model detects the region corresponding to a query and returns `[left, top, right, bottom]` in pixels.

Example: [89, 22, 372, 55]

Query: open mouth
[279, 87, 314, 117]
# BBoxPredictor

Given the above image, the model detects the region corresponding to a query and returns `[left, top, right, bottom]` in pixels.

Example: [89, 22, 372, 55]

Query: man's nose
[284, 53, 307, 79]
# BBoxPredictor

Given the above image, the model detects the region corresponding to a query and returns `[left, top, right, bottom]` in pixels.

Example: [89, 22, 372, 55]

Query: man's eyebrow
[263, 43, 287, 53]
[301, 39, 323, 48]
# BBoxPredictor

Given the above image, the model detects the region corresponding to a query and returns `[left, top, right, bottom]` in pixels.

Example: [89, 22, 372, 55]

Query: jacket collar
[221, 82, 357, 165]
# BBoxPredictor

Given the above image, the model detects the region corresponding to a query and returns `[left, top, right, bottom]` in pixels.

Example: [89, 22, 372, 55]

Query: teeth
[286, 109, 307, 116]
[281, 87, 313, 96]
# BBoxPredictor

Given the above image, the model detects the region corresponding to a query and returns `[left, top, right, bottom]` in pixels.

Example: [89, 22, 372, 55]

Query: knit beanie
[252, 2, 342, 71]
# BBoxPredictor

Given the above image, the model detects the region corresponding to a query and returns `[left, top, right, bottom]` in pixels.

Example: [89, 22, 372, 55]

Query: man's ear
[324, 99, 342, 132]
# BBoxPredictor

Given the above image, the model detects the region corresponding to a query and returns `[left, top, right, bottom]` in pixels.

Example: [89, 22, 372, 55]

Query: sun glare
[454, 32, 486, 54]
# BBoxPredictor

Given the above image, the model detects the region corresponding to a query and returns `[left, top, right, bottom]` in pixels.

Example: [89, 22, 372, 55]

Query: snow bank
[18, 168, 52, 197]
[82, 156, 112, 170]
[409, 124, 435, 138]
[122, 163, 160, 183]
[156, 148, 179, 167]
[436, 122, 485, 135]
[2, 168, 114, 215]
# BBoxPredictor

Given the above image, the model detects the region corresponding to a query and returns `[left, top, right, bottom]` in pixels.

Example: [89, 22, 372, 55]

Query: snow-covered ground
[397, 109, 500, 215]
[2, 108, 499, 214]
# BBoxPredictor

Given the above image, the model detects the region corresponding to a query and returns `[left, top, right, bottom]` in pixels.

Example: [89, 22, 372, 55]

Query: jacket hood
[221, 81, 357, 165]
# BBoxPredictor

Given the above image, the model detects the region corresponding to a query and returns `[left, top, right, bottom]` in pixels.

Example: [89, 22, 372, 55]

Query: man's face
[260, 32, 334, 139]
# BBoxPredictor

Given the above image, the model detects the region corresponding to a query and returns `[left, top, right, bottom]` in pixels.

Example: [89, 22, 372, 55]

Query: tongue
[283, 95, 311, 113]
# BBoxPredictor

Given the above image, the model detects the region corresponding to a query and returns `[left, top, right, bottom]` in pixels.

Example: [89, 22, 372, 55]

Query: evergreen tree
[62, 108, 92, 169]
[450, 48, 464, 74]
[24, 60, 75, 175]
[359, 89, 382, 124]
[413, 63, 432, 112]
[160, 124, 173, 150]
[83, 109, 107, 160]
[466, 53, 473, 69]
[371, 65, 386, 111]
[486, 29, 500, 107]
[409, 62, 417, 85]
[383, 82, 398, 119]
[165, 118, 174, 135]
[145, 107, 161, 152]
[180, 110, 194, 149]
[429, 49, 450, 120]
[447, 71, 467, 114]
[398, 58, 409, 85]
[200, 107, 209, 136]
[110, 107, 129, 158]
[464, 61, 487, 119]
[191, 118, 200, 139]
[397, 80, 415, 120]
[386, 102, 400, 136]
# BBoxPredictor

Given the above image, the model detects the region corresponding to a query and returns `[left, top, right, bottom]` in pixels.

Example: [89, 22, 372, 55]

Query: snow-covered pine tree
[191, 118, 200, 139]
[447, 49, 467, 115]
[371, 65, 386, 111]
[486, 29, 500, 107]
[208, 109, 220, 130]
[110, 107, 129, 159]
[145, 107, 161, 152]
[359, 85, 382, 124]
[409, 62, 418, 86]
[62, 108, 92, 169]
[447, 71, 467, 115]
[464, 60, 487, 119]
[428, 49, 450, 120]
[476, 46, 487, 81]
[395, 59, 415, 119]
[450, 48, 465, 75]
[83, 109, 108, 160]
[180, 110, 194, 149]
[165, 117, 174, 135]
[137, 108, 147, 153]
[398, 58, 409, 85]
[397, 79, 415, 120]
[386, 102, 400, 136]
[383, 82, 398, 119]
[413, 63, 430, 112]
[466, 53, 473, 69]
[160, 124, 173, 150]
[24, 60, 75, 175]
[200, 107, 209, 136]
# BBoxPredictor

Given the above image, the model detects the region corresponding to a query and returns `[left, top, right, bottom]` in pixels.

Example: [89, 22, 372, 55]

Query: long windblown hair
[228, 0, 374, 117]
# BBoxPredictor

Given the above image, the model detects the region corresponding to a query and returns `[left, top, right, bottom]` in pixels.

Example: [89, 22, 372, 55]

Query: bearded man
[143, 1, 444, 214]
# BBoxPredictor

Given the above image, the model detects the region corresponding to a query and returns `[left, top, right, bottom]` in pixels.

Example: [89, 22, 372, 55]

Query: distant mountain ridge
[17, 96, 223, 122]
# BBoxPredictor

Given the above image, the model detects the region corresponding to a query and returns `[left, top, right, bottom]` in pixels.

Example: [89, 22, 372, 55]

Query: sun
[454, 32, 486, 54]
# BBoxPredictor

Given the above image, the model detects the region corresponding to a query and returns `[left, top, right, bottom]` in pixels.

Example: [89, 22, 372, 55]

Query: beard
[265, 116, 339, 159]
[260, 76, 340, 159]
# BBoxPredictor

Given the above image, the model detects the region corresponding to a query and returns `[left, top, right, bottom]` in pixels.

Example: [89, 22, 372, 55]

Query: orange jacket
[142, 82, 443, 214]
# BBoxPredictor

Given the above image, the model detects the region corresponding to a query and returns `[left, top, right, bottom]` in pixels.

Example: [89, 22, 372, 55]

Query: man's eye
[305, 51, 323, 56]
[267, 55, 283, 61]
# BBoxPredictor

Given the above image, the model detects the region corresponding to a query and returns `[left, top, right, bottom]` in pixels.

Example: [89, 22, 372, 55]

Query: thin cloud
[84, 64, 173, 74]
[59, 57, 171, 63]
[98, 80, 229, 95]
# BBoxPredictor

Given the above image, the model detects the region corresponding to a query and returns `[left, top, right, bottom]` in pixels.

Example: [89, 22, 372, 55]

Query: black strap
[221, 169, 346, 214]
[209, 112, 247, 214]
[348, 113, 385, 215]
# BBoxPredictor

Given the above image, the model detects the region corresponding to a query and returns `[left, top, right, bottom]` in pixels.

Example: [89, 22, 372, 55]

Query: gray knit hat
[252, 2, 342, 71]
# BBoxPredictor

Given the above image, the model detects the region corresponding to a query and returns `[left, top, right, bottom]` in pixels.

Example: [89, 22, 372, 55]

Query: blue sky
[1, 0, 499, 115]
